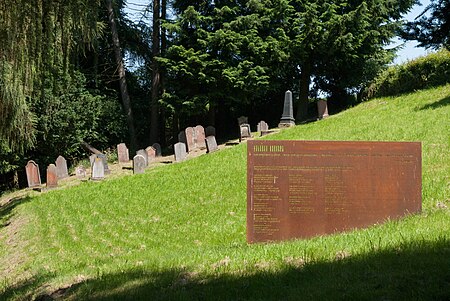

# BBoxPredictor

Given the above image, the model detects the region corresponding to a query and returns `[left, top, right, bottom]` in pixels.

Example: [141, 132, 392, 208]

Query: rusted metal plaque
[247, 140, 422, 243]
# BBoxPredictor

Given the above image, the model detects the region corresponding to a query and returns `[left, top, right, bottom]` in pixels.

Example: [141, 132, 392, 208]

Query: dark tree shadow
[0, 196, 32, 228]
[418, 96, 450, 111]
[6, 239, 447, 301]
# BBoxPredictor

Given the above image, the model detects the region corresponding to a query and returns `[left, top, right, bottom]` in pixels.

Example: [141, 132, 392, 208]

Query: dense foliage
[403, 0, 450, 50]
[364, 49, 450, 98]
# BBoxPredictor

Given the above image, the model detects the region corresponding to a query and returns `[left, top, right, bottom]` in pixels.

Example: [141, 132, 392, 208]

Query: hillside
[1, 85, 449, 300]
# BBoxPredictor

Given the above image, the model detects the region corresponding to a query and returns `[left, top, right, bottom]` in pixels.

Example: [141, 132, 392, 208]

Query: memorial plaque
[46, 164, 58, 188]
[247, 140, 422, 243]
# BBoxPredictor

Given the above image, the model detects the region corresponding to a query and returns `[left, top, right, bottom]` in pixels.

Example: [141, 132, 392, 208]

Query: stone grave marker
[152, 143, 162, 157]
[133, 155, 146, 174]
[185, 127, 196, 152]
[257, 121, 269, 132]
[136, 149, 148, 166]
[91, 157, 105, 180]
[146, 146, 156, 162]
[46, 164, 58, 189]
[174, 142, 187, 162]
[239, 124, 252, 141]
[247, 140, 422, 243]
[76, 166, 87, 179]
[96, 154, 110, 174]
[117, 143, 130, 163]
[205, 136, 218, 153]
[25, 160, 41, 188]
[89, 154, 96, 166]
[205, 126, 216, 137]
[195, 125, 206, 149]
[178, 131, 187, 145]
[317, 100, 329, 120]
[278, 90, 295, 127]
[55, 155, 69, 179]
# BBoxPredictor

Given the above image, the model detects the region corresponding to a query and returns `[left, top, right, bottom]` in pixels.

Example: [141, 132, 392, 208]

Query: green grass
[1, 85, 449, 300]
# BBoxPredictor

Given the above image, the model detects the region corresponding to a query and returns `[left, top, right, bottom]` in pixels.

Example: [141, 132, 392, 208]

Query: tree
[403, 0, 450, 50]
[106, 0, 138, 151]
[150, 0, 162, 144]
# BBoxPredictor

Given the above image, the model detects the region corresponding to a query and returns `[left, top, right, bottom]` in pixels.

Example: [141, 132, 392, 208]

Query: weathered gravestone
[133, 155, 146, 174]
[178, 131, 187, 145]
[247, 140, 422, 243]
[46, 164, 58, 189]
[96, 154, 110, 174]
[25, 160, 41, 188]
[278, 90, 295, 127]
[136, 149, 148, 166]
[257, 121, 269, 133]
[317, 100, 329, 120]
[185, 127, 196, 152]
[195, 125, 206, 149]
[89, 154, 96, 166]
[55, 155, 69, 179]
[174, 142, 187, 162]
[91, 157, 105, 180]
[205, 136, 218, 153]
[146, 146, 156, 162]
[76, 166, 87, 179]
[237, 116, 252, 141]
[117, 143, 130, 163]
[152, 143, 162, 157]
[205, 126, 216, 137]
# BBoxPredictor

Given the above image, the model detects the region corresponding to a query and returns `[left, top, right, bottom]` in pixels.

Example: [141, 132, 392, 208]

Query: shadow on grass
[0, 196, 32, 228]
[6, 238, 445, 301]
[418, 95, 450, 111]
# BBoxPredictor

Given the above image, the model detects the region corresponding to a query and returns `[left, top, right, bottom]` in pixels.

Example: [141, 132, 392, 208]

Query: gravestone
[136, 149, 148, 166]
[97, 154, 110, 174]
[205, 126, 216, 137]
[185, 127, 196, 152]
[278, 90, 295, 127]
[146, 146, 156, 162]
[55, 155, 69, 179]
[178, 131, 187, 145]
[46, 164, 58, 189]
[317, 100, 329, 120]
[205, 136, 218, 153]
[239, 124, 252, 141]
[174, 142, 187, 162]
[89, 154, 96, 166]
[76, 166, 87, 179]
[133, 155, 146, 174]
[117, 143, 130, 163]
[152, 143, 162, 157]
[247, 140, 422, 243]
[257, 121, 269, 132]
[25, 160, 41, 188]
[91, 157, 105, 180]
[195, 125, 206, 149]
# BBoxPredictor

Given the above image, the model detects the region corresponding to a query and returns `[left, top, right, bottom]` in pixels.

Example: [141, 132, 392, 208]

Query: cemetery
[1, 84, 449, 300]
[1, 1, 449, 299]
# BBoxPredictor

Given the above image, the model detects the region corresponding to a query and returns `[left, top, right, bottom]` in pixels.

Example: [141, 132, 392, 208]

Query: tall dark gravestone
[278, 90, 295, 127]
[247, 140, 422, 243]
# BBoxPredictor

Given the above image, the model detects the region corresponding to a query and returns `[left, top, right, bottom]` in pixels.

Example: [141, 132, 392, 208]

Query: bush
[364, 49, 450, 98]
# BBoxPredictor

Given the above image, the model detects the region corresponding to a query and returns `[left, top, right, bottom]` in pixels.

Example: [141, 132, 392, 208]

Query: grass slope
[1, 85, 449, 300]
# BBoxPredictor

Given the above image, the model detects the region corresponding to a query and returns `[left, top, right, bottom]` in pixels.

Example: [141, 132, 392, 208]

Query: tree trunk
[296, 61, 312, 122]
[150, 0, 161, 144]
[106, 0, 137, 151]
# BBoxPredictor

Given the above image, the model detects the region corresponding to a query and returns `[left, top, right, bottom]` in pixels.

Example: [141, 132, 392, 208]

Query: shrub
[364, 49, 450, 98]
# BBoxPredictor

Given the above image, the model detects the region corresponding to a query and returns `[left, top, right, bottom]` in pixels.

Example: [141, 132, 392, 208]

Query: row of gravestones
[117, 143, 162, 174]
[174, 125, 218, 162]
[238, 118, 271, 141]
[25, 155, 70, 189]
